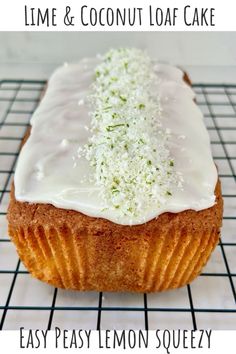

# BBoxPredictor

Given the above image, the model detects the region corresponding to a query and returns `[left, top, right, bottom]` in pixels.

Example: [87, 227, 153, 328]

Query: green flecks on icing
[83, 48, 182, 219]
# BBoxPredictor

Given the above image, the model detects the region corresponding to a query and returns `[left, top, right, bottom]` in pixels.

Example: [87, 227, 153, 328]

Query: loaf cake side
[8, 178, 222, 292]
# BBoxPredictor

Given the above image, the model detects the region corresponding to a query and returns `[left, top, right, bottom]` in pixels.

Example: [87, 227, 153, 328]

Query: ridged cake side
[7, 180, 223, 292]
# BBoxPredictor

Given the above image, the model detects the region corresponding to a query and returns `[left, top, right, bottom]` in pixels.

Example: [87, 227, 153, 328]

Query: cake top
[14, 48, 217, 225]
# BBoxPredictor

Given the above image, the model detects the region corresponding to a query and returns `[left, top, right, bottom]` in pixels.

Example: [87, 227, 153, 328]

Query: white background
[0, 32, 236, 66]
[0, 32, 236, 83]
[1, 330, 236, 353]
[0, 0, 236, 31]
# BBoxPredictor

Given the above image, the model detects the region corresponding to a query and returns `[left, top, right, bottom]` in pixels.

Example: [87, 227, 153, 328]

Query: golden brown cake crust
[8, 180, 223, 292]
[7, 72, 223, 292]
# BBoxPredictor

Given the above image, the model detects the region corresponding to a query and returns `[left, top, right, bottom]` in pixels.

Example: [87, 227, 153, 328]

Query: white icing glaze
[14, 56, 217, 225]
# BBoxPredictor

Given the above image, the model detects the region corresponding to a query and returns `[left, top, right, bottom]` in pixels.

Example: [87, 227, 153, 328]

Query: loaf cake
[7, 48, 223, 292]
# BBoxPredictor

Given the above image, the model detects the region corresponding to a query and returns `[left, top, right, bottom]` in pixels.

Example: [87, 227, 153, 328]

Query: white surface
[0, 32, 236, 83]
[0, 32, 236, 66]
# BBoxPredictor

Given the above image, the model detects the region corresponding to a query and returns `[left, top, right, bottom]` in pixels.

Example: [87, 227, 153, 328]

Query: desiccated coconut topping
[83, 48, 182, 219]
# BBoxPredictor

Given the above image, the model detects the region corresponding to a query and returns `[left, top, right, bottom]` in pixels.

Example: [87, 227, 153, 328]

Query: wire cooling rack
[0, 79, 235, 331]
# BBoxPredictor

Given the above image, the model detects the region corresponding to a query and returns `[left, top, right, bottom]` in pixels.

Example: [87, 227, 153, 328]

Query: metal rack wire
[0, 80, 235, 330]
